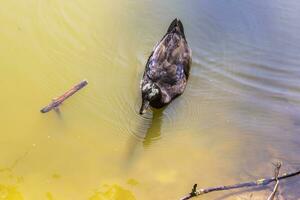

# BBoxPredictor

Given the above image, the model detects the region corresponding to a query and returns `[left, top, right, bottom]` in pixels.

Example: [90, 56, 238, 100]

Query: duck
[139, 18, 192, 114]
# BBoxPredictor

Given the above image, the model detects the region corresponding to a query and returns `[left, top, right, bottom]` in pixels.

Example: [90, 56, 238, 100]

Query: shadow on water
[142, 109, 163, 148]
[54, 107, 62, 119]
[123, 109, 164, 169]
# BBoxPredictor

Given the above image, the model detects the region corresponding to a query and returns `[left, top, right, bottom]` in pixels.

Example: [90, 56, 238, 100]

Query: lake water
[0, 0, 300, 199]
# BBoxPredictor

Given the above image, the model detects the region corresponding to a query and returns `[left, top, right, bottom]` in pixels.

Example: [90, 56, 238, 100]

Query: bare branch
[180, 164, 300, 200]
[267, 162, 282, 200]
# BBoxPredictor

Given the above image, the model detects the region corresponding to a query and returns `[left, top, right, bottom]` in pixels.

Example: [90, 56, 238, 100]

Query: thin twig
[40, 80, 88, 113]
[180, 165, 300, 200]
[267, 162, 281, 200]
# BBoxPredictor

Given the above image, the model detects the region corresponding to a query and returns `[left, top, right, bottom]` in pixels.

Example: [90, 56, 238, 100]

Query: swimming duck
[139, 18, 192, 114]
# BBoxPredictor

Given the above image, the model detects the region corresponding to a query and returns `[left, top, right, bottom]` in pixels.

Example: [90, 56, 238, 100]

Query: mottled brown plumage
[139, 18, 192, 114]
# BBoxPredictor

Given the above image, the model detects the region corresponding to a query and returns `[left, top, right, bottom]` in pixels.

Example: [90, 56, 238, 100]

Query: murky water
[0, 0, 300, 199]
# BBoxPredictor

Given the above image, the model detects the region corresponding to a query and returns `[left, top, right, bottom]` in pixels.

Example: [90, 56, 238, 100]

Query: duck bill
[139, 100, 150, 115]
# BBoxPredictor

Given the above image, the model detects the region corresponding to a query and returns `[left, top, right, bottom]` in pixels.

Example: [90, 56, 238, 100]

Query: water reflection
[123, 108, 164, 169]
[143, 109, 163, 148]
[123, 135, 142, 170]
[54, 107, 63, 119]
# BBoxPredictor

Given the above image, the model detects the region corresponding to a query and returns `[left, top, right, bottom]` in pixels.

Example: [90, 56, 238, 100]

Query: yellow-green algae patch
[0, 185, 23, 200]
[89, 184, 136, 200]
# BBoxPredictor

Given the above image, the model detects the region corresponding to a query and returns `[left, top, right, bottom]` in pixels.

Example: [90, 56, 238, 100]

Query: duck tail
[167, 18, 185, 38]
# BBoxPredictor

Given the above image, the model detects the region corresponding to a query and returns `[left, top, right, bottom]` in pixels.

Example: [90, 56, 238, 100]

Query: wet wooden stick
[40, 80, 88, 113]
[180, 164, 300, 200]
[267, 162, 281, 200]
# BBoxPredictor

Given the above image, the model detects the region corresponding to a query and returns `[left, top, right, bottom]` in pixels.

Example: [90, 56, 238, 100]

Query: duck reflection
[143, 109, 163, 147]
[123, 109, 164, 168]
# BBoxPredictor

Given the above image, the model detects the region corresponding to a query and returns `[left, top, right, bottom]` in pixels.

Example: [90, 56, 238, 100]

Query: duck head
[139, 83, 162, 115]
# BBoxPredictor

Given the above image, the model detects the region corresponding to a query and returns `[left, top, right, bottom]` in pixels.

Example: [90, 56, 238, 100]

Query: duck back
[141, 19, 192, 109]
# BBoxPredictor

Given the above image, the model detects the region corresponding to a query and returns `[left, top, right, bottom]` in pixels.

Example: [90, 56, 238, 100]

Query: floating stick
[40, 80, 88, 113]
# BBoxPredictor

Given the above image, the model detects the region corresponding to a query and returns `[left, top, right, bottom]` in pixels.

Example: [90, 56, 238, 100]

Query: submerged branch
[267, 162, 281, 200]
[40, 80, 88, 113]
[180, 163, 300, 200]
